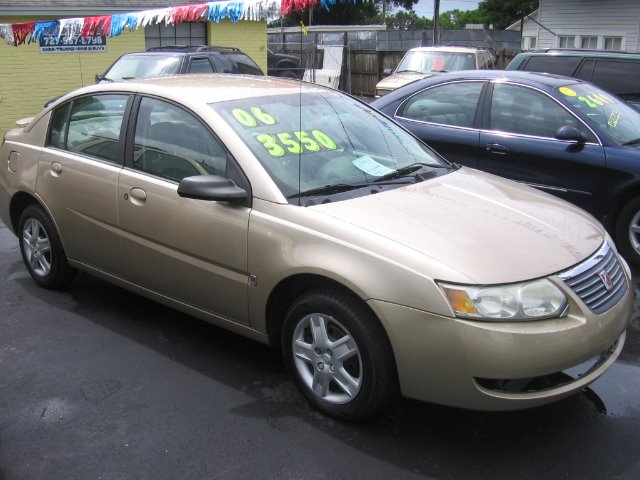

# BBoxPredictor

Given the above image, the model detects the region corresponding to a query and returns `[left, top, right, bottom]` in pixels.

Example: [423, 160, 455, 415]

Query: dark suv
[96, 45, 264, 83]
[507, 49, 640, 110]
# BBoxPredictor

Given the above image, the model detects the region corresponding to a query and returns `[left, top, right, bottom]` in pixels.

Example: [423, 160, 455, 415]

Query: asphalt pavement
[1, 220, 639, 480]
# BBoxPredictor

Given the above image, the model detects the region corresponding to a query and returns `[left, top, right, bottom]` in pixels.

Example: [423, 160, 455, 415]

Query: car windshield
[557, 83, 640, 145]
[395, 51, 476, 74]
[210, 91, 448, 200]
[104, 54, 182, 81]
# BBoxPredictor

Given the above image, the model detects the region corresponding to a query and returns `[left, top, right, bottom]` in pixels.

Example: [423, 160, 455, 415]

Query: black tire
[282, 289, 398, 421]
[615, 197, 640, 267]
[18, 205, 76, 289]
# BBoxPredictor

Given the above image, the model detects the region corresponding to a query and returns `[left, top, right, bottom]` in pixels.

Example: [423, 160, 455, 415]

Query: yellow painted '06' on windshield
[256, 130, 337, 157]
[232, 107, 276, 127]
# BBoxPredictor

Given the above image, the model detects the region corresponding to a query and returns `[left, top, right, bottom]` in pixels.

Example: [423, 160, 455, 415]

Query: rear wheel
[18, 205, 76, 289]
[282, 289, 397, 421]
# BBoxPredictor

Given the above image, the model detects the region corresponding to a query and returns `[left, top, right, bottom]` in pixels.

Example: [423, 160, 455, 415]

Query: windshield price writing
[231, 106, 337, 157]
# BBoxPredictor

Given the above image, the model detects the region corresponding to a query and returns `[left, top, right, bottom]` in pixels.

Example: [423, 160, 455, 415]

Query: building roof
[0, 1, 198, 16]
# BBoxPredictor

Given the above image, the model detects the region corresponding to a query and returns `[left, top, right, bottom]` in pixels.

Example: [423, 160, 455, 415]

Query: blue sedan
[371, 70, 640, 266]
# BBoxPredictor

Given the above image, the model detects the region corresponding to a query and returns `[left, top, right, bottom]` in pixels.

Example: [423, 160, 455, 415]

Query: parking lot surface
[1, 221, 640, 479]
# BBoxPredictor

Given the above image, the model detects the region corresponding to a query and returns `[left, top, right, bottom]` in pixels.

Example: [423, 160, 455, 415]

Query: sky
[412, 0, 480, 18]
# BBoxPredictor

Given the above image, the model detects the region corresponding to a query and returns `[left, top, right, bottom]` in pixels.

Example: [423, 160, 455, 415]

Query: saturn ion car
[0, 75, 632, 420]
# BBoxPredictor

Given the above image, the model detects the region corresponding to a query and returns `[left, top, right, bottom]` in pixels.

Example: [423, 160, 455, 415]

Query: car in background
[374, 46, 495, 97]
[507, 49, 640, 111]
[96, 45, 263, 82]
[371, 70, 640, 266]
[267, 48, 303, 79]
[0, 75, 632, 420]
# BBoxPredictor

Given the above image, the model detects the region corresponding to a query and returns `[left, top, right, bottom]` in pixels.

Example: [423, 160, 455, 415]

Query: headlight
[438, 279, 568, 321]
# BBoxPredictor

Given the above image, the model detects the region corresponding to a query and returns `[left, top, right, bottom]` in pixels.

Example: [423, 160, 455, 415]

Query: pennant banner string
[0, 0, 336, 47]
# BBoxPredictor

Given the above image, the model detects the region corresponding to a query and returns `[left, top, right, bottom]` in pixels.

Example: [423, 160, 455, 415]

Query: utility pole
[433, 0, 440, 45]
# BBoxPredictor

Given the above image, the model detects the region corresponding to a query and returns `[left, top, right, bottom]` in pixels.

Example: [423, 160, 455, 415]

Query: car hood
[310, 168, 604, 284]
[376, 72, 433, 90]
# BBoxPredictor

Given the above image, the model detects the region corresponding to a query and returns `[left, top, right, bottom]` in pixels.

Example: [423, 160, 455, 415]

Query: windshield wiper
[287, 179, 415, 199]
[287, 183, 370, 199]
[373, 163, 444, 182]
[622, 138, 640, 146]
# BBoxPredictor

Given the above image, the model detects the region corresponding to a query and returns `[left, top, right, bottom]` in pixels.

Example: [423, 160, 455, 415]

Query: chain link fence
[268, 28, 521, 96]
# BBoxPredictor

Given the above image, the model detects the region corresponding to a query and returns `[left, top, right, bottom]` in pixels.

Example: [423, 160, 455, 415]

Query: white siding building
[507, 0, 640, 52]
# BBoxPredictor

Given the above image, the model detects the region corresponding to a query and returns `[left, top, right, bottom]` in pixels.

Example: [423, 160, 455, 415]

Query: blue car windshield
[557, 84, 640, 145]
[210, 91, 447, 199]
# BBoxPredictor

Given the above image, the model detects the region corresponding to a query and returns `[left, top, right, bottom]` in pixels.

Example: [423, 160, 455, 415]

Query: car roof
[372, 70, 587, 107]
[518, 49, 640, 60]
[407, 46, 488, 53]
[410, 70, 581, 88]
[55, 74, 329, 106]
[120, 46, 243, 57]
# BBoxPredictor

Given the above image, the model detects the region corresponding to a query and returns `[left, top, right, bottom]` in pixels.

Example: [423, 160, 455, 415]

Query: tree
[269, 0, 419, 27]
[385, 10, 432, 30]
[438, 9, 484, 29]
[477, 0, 538, 29]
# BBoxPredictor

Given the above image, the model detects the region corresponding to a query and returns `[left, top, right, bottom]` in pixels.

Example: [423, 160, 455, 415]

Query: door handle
[486, 143, 510, 155]
[128, 187, 147, 206]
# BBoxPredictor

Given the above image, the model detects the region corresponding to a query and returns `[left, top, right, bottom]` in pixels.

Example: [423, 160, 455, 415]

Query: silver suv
[375, 46, 495, 97]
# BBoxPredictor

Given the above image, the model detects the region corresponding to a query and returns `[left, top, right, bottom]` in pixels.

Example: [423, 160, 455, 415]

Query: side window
[188, 57, 214, 74]
[522, 56, 581, 76]
[224, 53, 263, 75]
[64, 94, 129, 164]
[399, 81, 484, 128]
[591, 60, 640, 97]
[48, 102, 71, 149]
[133, 97, 228, 182]
[490, 84, 583, 139]
[575, 59, 595, 81]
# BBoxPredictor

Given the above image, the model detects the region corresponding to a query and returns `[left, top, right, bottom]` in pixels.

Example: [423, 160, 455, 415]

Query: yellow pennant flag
[300, 21, 308, 36]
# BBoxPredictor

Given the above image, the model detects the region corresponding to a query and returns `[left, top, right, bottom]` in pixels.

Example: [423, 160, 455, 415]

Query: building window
[145, 22, 207, 49]
[559, 36, 575, 48]
[522, 36, 537, 50]
[580, 36, 598, 49]
[604, 36, 622, 50]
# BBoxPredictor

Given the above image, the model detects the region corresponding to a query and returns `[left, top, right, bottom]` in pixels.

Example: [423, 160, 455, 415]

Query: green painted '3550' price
[256, 130, 337, 157]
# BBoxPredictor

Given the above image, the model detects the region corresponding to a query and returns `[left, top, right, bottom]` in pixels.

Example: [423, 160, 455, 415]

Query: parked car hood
[376, 72, 433, 91]
[311, 168, 604, 284]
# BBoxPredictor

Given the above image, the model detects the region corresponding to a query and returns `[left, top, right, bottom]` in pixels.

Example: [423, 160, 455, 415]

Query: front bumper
[368, 266, 633, 411]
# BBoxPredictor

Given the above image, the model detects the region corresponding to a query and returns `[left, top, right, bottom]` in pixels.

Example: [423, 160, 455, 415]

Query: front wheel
[615, 197, 640, 267]
[18, 205, 76, 289]
[282, 289, 397, 421]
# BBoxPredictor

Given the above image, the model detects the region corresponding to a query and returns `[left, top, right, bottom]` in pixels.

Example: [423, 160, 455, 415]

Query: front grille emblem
[599, 270, 613, 290]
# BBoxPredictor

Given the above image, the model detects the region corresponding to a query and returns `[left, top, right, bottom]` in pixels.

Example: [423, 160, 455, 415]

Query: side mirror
[383, 68, 393, 77]
[178, 175, 249, 203]
[555, 125, 585, 143]
[95, 73, 103, 83]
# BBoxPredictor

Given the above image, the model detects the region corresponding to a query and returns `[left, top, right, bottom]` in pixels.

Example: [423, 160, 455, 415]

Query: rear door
[393, 80, 485, 167]
[478, 82, 607, 213]
[575, 59, 640, 111]
[36, 93, 131, 273]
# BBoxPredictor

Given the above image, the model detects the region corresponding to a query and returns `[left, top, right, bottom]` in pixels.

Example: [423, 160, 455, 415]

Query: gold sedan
[0, 75, 632, 420]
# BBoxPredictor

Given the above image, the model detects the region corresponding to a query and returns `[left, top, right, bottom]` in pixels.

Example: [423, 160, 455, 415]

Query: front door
[479, 82, 607, 214]
[117, 96, 251, 323]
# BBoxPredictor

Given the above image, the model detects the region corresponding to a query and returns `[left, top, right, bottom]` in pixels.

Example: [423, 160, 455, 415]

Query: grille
[558, 242, 628, 314]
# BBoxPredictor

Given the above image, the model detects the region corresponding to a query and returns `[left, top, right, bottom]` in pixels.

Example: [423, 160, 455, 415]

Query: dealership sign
[39, 35, 106, 54]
